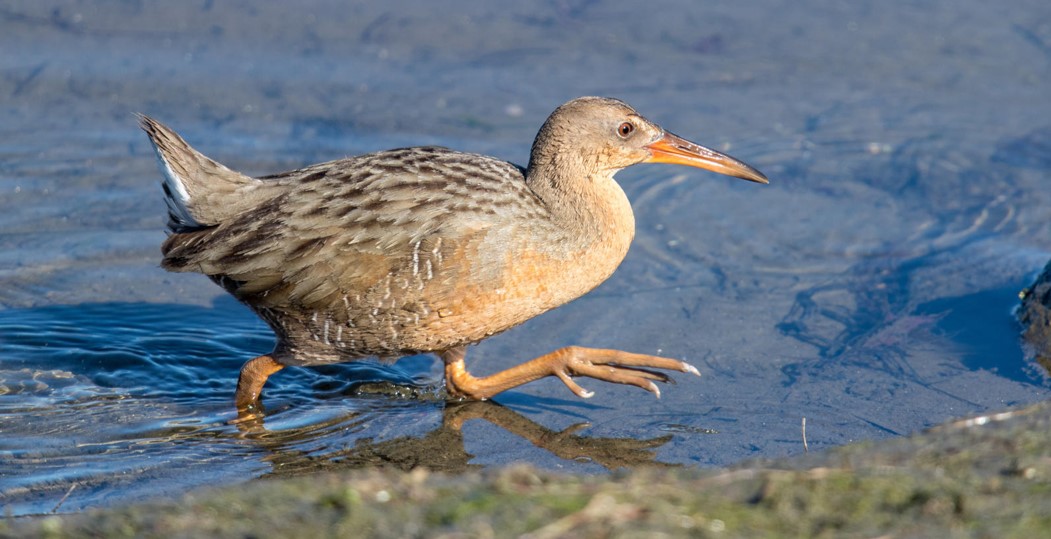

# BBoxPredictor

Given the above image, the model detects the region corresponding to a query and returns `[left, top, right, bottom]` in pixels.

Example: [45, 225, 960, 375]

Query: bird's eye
[617, 122, 635, 138]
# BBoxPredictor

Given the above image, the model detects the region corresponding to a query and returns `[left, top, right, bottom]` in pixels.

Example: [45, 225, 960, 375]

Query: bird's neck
[525, 162, 636, 273]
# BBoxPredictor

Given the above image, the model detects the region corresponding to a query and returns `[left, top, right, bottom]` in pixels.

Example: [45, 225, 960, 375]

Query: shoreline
[6, 398, 1049, 537]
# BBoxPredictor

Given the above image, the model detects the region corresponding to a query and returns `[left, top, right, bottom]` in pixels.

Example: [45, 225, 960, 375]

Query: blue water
[2, 0, 1051, 517]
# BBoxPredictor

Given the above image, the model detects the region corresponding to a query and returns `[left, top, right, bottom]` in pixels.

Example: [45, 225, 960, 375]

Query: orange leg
[440, 345, 700, 401]
[235, 355, 285, 409]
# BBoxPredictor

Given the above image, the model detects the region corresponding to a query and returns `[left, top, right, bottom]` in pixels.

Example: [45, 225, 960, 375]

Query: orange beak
[645, 131, 768, 184]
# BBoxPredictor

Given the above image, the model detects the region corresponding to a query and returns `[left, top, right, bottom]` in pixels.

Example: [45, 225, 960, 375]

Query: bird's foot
[440, 345, 699, 400]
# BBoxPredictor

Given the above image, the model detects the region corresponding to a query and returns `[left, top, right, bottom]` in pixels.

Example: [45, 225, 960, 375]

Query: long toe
[565, 347, 699, 374]
[567, 362, 666, 397]
[550, 346, 703, 398]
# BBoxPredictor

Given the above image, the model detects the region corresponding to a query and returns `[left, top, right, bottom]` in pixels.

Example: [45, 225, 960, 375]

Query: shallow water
[2, 0, 1051, 516]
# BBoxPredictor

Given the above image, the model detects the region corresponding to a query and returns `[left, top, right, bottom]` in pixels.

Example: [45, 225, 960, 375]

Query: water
[2, 0, 1051, 516]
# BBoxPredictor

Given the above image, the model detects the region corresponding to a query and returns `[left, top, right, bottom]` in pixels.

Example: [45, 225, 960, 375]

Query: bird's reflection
[235, 399, 675, 476]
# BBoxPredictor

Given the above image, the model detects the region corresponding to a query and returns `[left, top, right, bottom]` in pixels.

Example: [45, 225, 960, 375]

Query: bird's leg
[235, 355, 285, 409]
[440, 345, 699, 400]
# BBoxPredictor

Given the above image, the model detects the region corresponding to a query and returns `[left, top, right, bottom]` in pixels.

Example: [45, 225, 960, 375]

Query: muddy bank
[5, 399, 1049, 538]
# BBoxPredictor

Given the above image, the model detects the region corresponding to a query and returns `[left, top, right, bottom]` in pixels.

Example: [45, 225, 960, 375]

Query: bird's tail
[139, 115, 256, 231]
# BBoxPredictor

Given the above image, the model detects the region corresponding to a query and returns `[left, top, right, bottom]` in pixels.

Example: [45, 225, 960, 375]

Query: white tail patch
[153, 146, 200, 229]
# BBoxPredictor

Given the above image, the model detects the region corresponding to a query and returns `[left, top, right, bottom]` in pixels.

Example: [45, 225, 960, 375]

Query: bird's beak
[645, 131, 768, 184]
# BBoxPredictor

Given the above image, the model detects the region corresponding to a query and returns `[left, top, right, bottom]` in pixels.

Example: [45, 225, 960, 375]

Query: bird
[140, 97, 767, 411]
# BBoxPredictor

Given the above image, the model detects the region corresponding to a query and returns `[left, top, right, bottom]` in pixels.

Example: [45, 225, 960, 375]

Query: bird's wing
[161, 147, 541, 313]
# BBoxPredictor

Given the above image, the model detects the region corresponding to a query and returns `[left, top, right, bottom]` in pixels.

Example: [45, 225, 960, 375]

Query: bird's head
[529, 96, 768, 184]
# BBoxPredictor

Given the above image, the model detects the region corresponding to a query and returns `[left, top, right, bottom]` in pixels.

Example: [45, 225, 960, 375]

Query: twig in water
[802, 417, 809, 453]
[51, 483, 77, 514]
